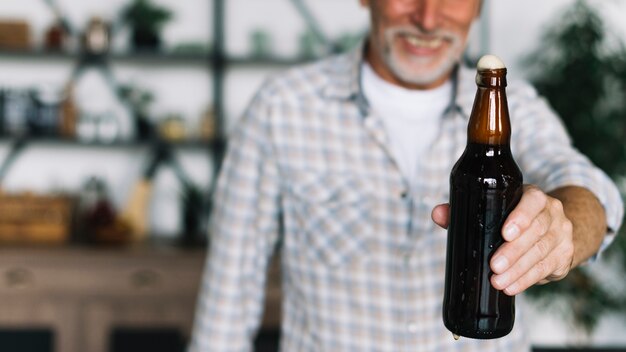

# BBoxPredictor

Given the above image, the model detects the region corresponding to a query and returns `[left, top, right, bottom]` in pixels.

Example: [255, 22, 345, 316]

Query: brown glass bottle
[442, 60, 523, 339]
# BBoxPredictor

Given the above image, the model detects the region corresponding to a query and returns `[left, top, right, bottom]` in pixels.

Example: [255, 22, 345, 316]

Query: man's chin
[388, 60, 453, 87]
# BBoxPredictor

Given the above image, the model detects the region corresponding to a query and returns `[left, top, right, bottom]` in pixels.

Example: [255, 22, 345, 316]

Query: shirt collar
[321, 40, 476, 120]
[321, 40, 365, 101]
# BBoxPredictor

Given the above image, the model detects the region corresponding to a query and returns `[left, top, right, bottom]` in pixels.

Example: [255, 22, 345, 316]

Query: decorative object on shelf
[118, 140, 208, 245]
[120, 143, 166, 243]
[77, 177, 131, 245]
[250, 29, 273, 58]
[117, 84, 154, 141]
[44, 20, 67, 51]
[96, 110, 121, 143]
[76, 112, 98, 142]
[75, 110, 123, 144]
[0, 85, 76, 139]
[70, 65, 135, 143]
[0, 88, 30, 137]
[172, 41, 211, 55]
[180, 183, 206, 247]
[0, 19, 30, 50]
[59, 83, 78, 138]
[158, 113, 186, 142]
[199, 105, 217, 142]
[0, 84, 80, 139]
[82, 17, 111, 56]
[121, 0, 173, 51]
[27, 84, 64, 137]
[41, 0, 76, 51]
[0, 192, 74, 245]
[524, 0, 626, 338]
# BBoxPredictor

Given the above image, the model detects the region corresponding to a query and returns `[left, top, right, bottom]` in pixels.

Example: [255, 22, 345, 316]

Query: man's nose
[409, 0, 440, 32]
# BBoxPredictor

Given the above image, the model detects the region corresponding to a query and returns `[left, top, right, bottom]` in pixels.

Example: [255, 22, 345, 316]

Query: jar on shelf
[198, 105, 216, 142]
[158, 113, 186, 142]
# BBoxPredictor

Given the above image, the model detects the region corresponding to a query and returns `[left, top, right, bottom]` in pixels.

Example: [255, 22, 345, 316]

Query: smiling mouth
[402, 34, 444, 49]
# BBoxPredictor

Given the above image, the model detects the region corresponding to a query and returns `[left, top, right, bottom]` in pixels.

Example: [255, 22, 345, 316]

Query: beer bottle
[442, 55, 523, 339]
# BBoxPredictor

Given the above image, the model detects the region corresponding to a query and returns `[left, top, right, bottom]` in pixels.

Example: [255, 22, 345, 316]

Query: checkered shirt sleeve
[189, 87, 281, 352]
[508, 81, 624, 258]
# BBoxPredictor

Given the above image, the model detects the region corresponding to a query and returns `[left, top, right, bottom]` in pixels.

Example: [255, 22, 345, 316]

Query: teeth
[405, 35, 443, 49]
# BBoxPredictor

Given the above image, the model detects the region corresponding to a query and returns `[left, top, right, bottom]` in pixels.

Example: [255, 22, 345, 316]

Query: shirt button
[407, 322, 418, 333]
[400, 190, 409, 199]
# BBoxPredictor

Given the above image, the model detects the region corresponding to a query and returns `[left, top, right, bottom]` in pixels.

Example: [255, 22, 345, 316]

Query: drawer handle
[5, 268, 34, 289]
[130, 269, 161, 289]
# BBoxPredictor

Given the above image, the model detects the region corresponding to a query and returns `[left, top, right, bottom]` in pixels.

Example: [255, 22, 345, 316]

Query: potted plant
[524, 0, 626, 343]
[121, 0, 173, 51]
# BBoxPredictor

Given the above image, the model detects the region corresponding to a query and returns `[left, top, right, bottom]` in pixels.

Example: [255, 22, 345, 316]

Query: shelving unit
[0, 1, 255, 245]
[0, 0, 328, 206]
[0, 0, 369, 244]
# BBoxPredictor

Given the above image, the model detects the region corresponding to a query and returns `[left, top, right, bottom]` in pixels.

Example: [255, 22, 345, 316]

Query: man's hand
[431, 185, 575, 296]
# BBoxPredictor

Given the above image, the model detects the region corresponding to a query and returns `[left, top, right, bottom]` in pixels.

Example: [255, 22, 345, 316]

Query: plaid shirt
[190, 45, 624, 352]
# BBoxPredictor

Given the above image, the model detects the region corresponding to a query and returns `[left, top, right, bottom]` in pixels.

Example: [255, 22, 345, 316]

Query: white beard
[382, 26, 464, 86]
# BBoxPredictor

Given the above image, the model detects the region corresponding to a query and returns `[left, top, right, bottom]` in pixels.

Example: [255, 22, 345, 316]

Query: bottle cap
[477, 55, 506, 70]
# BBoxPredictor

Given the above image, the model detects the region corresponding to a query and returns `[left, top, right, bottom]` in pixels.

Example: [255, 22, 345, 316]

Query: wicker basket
[0, 193, 74, 244]
[0, 20, 31, 50]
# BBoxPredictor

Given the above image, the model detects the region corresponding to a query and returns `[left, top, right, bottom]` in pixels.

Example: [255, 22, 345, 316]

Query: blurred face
[361, 0, 481, 89]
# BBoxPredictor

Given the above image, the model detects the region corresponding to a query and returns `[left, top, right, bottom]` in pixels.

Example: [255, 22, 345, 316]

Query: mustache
[385, 26, 460, 42]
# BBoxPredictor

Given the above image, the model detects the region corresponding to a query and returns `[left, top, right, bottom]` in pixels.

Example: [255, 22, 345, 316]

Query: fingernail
[492, 256, 509, 273]
[503, 224, 520, 240]
[493, 272, 508, 289]
[504, 283, 518, 296]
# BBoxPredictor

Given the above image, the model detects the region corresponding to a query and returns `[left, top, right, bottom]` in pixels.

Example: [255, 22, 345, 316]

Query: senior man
[190, 0, 623, 351]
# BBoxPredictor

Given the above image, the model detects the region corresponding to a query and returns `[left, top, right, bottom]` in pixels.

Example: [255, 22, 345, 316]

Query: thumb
[431, 203, 450, 229]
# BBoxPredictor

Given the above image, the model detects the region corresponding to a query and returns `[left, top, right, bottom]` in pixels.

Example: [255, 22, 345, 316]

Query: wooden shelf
[0, 49, 211, 65]
[228, 55, 316, 67]
[0, 49, 318, 67]
[0, 136, 226, 151]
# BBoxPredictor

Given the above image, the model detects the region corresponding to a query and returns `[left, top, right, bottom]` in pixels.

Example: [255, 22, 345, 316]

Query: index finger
[431, 203, 450, 229]
[502, 185, 548, 242]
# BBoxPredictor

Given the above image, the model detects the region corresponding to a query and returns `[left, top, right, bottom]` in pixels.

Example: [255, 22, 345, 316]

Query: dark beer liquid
[443, 143, 522, 338]
[443, 64, 523, 339]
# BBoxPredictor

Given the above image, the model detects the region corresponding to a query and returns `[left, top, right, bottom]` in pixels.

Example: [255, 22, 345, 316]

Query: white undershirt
[361, 63, 451, 189]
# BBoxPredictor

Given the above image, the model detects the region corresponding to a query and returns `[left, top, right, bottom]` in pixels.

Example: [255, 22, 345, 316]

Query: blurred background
[0, 0, 624, 351]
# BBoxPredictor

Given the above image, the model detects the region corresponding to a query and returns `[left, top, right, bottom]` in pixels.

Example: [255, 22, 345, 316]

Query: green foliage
[523, 0, 626, 334]
[122, 0, 173, 32]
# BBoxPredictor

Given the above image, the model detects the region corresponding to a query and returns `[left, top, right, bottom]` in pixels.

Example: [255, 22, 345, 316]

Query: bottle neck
[467, 69, 511, 146]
